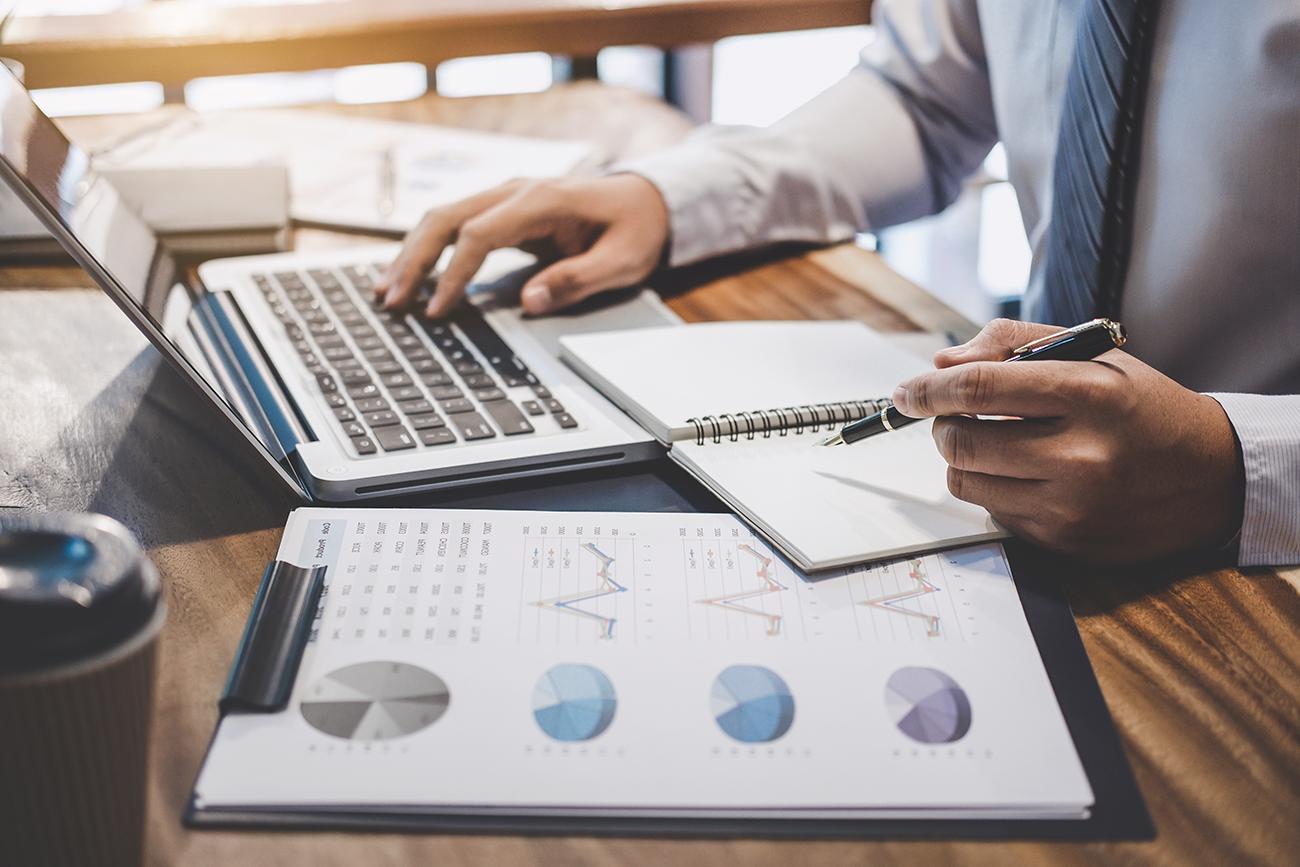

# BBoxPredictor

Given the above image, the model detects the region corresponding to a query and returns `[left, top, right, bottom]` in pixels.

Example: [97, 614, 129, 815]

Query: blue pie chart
[711, 665, 795, 743]
[532, 663, 617, 742]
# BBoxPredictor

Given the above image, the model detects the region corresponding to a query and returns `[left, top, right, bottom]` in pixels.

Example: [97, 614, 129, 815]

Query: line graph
[694, 543, 788, 637]
[530, 542, 626, 640]
[858, 558, 941, 637]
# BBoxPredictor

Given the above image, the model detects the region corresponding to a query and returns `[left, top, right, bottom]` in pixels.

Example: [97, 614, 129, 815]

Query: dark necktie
[1039, 0, 1162, 326]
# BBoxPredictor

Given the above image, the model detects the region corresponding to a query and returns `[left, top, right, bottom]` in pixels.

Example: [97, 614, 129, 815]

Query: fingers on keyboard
[258, 265, 585, 455]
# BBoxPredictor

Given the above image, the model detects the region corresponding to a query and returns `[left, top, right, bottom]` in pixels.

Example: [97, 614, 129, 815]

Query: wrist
[1195, 393, 1247, 550]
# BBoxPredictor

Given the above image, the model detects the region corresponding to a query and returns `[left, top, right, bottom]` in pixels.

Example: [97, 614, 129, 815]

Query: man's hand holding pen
[890, 319, 1246, 563]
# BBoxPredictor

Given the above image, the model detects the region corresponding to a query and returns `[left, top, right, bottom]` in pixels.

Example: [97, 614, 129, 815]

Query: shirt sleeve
[1206, 393, 1300, 566]
[614, 0, 1000, 267]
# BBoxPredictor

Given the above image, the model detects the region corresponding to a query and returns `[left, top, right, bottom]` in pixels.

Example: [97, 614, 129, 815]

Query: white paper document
[193, 508, 1092, 821]
[94, 110, 592, 235]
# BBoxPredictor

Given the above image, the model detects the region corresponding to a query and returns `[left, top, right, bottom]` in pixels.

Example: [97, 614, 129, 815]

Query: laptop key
[500, 372, 528, 387]
[347, 324, 376, 339]
[409, 358, 442, 373]
[372, 360, 404, 375]
[454, 361, 484, 376]
[363, 347, 394, 362]
[389, 386, 423, 402]
[554, 413, 578, 429]
[531, 385, 552, 399]
[429, 385, 463, 400]
[521, 400, 544, 416]
[333, 357, 362, 371]
[339, 369, 372, 386]
[474, 388, 507, 403]
[543, 399, 565, 414]
[347, 383, 382, 400]
[325, 393, 347, 409]
[322, 345, 353, 361]
[342, 421, 367, 438]
[374, 426, 416, 452]
[365, 411, 400, 428]
[419, 428, 457, 447]
[354, 436, 377, 455]
[463, 373, 495, 389]
[397, 399, 435, 416]
[453, 412, 496, 441]
[441, 398, 475, 415]
[419, 373, 452, 388]
[354, 336, 385, 350]
[407, 413, 445, 430]
[482, 400, 534, 436]
[355, 397, 389, 413]
[315, 373, 338, 393]
[333, 406, 356, 422]
[380, 372, 412, 388]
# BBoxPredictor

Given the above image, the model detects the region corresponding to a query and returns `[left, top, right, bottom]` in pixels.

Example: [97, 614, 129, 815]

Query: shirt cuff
[1206, 393, 1300, 567]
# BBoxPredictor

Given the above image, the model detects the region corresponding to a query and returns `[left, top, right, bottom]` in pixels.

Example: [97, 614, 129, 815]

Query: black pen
[815, 318, 1127, 447]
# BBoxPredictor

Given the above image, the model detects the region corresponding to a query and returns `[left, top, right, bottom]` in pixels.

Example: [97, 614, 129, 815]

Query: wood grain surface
[1, 83, 1297, 866]
[4, 0, 871, 89]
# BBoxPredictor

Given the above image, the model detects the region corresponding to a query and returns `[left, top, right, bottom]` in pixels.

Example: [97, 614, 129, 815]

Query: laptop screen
[0, 67, 308, 499]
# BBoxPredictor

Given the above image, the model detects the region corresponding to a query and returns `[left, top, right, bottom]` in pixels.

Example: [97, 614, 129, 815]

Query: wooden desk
[1, 84, 1297, 867]
[4, 0, 871, 90]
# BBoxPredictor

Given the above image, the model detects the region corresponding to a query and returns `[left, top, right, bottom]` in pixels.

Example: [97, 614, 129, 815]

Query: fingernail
[891, 385, 910, 412]
[522, 284, 552, 312]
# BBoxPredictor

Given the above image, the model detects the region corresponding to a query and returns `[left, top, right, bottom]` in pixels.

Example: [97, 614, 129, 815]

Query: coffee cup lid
[0, 513, 161, 676]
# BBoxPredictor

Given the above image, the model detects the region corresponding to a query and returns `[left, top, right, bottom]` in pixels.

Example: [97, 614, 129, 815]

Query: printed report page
[194, 508, 1092, 818]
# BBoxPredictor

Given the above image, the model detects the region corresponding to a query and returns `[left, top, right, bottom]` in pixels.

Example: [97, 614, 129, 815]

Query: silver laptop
[0, 69, 666, 501]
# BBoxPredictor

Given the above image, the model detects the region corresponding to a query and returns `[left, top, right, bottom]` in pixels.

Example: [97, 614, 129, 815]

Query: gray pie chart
[884, 666, 972, 744]
[300, 661, 450, 741]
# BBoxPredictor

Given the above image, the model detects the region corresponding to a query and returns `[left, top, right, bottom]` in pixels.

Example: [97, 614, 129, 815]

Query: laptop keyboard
[249, 264, 578, 456]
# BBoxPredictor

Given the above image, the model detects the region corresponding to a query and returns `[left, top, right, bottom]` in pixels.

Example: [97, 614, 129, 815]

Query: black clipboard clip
[220, 560, 326, 714]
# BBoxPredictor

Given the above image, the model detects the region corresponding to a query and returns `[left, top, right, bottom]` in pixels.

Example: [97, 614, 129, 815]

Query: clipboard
[185, 462, 1152, 840]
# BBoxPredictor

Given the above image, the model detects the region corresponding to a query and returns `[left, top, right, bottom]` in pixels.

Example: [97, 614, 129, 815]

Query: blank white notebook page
[673, 420, 1004, 569]
[559, 321, 928, 437]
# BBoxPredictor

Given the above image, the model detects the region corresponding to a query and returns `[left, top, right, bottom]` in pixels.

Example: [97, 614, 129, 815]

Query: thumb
[934, 318, 1063, 368]
[520, 244, 639, 315]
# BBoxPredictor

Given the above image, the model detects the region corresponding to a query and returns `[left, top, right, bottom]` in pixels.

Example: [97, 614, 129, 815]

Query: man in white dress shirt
[379, 0, 1300, 567]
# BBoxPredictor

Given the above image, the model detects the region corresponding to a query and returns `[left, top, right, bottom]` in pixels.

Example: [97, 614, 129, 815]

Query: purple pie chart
[884, 666, 972, 744]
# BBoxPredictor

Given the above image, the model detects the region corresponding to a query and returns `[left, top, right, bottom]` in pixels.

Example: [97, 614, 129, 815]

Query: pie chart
[532, 663, 617, 742]
[299, 661, 450, 741]
[711, 665, 795, 743]
[885, 666, 972, 744]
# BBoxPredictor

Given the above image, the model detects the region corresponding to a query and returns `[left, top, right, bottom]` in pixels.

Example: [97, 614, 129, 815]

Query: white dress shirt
[621, 0, 1300, 566]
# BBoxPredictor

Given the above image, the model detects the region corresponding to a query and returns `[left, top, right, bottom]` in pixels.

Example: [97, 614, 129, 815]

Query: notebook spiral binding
[686, 398, 892, 445]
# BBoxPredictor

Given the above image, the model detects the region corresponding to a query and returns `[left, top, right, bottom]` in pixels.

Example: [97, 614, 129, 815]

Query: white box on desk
[96, 161, 289, 235]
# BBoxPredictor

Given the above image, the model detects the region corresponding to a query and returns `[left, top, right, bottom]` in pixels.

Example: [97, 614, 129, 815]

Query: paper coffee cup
[0, 513, 165, 867]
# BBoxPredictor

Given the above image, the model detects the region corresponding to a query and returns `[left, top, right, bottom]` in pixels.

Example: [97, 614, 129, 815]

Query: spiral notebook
[560, 322, 1006, 570]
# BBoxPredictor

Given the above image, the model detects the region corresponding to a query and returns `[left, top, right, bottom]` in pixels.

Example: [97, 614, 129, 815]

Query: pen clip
[1011, 318, 1126, 357]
